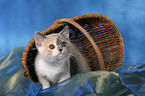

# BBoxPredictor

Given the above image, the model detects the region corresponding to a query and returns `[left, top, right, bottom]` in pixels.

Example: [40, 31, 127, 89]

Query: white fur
[35, 54, 70, 89]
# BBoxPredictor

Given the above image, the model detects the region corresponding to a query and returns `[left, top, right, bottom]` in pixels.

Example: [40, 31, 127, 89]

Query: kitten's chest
[35, 58, 69, 76]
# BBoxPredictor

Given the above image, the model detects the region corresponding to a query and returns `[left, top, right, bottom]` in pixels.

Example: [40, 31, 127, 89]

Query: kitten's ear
[60, 26, 70, 41]
[35, 32, 46, 46]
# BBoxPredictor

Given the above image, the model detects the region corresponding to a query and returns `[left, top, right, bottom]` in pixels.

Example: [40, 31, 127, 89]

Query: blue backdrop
[0, 0, 145, 65]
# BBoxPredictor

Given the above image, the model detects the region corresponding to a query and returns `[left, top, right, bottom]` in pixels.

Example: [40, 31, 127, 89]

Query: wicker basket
[22, 14, 124, 82]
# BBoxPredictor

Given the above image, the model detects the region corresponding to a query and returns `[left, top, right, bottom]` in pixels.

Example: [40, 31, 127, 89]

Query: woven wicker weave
[22, 14, 124, 82]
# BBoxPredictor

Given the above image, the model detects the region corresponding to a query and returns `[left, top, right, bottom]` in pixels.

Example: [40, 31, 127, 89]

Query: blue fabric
[115, 64, 145, 96]
[0, 47, 134, 96]
[38, 72, 132, 96]
[0, 47, 41, 96]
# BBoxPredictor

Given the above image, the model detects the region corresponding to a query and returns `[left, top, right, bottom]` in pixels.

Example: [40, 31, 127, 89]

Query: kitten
[34, 26, 91, 89]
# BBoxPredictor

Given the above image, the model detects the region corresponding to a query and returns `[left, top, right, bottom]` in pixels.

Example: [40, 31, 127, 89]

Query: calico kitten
[34, 26, 90, 89]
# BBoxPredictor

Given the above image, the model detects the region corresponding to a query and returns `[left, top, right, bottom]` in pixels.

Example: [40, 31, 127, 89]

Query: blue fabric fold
[38, 71, 132, 96]
[115, 64, 145, 96]
[0, 47, 41, 96]
[0, 47, 137, 96]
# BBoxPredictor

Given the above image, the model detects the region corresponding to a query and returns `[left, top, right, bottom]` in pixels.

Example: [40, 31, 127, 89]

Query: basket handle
[59, 18, 105, 70]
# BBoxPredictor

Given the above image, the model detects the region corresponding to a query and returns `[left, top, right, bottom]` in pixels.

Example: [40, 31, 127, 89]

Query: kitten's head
[35, 26, 70, 61]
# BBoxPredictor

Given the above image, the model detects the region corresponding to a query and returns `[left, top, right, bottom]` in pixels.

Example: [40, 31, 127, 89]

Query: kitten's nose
[59, 49, 63, 52]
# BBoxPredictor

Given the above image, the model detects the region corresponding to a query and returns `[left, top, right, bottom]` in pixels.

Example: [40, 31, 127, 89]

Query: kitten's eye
[61, 42, 67, 47]
[49, 44, 55, 49]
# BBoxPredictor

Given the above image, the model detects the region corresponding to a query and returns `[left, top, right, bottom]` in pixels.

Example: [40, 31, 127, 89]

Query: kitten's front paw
[42, 85, 50, 89]
[59, 75, 70, 83]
